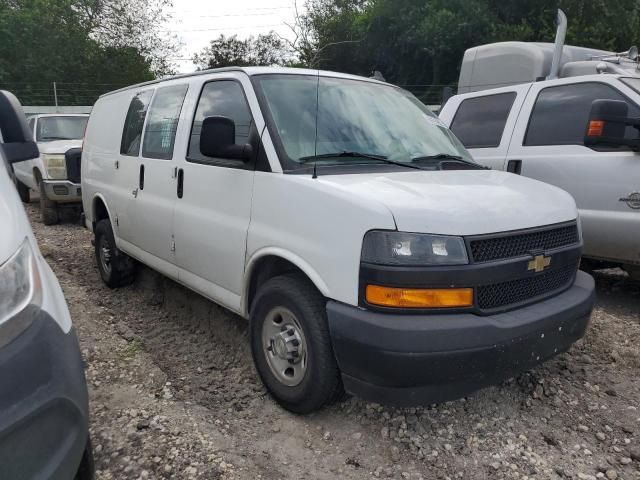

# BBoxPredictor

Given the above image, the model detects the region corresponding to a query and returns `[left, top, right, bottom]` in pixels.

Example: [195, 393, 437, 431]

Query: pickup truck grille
[477, 263, 577, 311]
[469, 223, 579, 263]
[65, 148, 82, 184]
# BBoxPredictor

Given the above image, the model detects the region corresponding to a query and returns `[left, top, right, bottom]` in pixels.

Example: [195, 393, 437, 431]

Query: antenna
[312, 69, 320, 179]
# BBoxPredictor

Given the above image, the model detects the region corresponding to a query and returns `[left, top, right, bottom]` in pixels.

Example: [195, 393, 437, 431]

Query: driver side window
[187, 80, 252, 166]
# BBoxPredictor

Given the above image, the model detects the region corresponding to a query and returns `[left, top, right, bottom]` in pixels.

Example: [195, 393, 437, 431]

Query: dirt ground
[27, 202, 640, 480]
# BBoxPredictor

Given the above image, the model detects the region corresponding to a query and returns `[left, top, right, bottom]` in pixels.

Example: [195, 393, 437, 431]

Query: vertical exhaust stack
[548, 9, 568, 79]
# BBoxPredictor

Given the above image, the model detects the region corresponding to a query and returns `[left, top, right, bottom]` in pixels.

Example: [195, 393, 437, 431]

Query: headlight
[361, 231, 469, 266]
[43, 154, 67, 179]
[0, 239, 42, 345]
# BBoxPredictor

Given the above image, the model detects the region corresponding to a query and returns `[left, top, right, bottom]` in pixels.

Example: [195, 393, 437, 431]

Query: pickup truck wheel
[15, 179, 30, 203]
[95, 219, 135, 288]
[39, 181, 59, 225]
[250, 274, 343, 413]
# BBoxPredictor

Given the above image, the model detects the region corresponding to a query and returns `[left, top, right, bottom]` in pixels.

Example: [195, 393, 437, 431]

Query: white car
[13, 114, 88, 224]
[0, 92, 93, 478]
[439, 12, 640, 278]
[82, 67, 595, 413]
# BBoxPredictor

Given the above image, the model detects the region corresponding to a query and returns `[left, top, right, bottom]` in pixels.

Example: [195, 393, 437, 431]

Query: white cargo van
[13, 114, 88, 224]
[439, 10, 640, 278]
[82, 67, 595, 413]
[0, 92, 93, 478]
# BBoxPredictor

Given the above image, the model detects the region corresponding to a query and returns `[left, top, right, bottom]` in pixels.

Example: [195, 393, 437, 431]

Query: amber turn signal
[365, 285, 473, 308]
[587, 120, 604, 137]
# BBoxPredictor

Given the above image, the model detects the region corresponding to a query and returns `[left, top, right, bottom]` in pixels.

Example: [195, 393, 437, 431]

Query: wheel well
[247, 256, 309, 314]
[93, 197, 109, 231]
[33, 168, 42, 184]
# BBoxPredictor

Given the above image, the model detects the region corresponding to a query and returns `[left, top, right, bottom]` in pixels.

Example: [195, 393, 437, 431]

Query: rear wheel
[95, 219, 135, 288]
[15, 179, 30, 203]
[39, 181, 59, 225]
[250, 273, 343, 413]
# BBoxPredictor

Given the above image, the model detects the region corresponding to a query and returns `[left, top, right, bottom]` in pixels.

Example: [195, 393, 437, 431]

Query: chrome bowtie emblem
[619, 192, 640, 210]
[528, 255, 551, 273]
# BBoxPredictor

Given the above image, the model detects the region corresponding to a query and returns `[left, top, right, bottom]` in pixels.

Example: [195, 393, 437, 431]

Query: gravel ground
[27, 202, 640, 480]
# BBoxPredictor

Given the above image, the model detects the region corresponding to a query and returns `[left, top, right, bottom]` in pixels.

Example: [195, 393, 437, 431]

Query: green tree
[301, 0, 640, 99]
[0, 0, 175, 105]
[193, 33, 292, 70]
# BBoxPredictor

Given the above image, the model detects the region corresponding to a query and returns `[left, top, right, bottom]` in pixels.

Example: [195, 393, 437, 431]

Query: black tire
[250, 273, 343, 413]
[39, 181, 59, 225]
[95, 219, 135, 288]
[16, 179, 30, 203]
[74, 436, 95, 480]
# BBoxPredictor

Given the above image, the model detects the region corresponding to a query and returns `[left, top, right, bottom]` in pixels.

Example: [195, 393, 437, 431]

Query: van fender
[91, 193, 114, 228]
[242, 247, 331, 317]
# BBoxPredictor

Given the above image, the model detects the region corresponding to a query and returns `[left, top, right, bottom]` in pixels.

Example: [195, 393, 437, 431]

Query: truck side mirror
[584, 99, 640, 150]
[0, 90, 39, 164]
[200, 116, 252, 162]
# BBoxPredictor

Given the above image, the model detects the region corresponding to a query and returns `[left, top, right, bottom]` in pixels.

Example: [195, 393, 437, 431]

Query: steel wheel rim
[262, 306, 308, 387]
[98, 235, 112, 276]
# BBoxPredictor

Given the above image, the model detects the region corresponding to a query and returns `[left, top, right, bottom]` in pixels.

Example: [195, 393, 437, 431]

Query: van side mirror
[584, 99, 640, 150]
[0, 90, 39, 164]
[200, 116, 252, 162]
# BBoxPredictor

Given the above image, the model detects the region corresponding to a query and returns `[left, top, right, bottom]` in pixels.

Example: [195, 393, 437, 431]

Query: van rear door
[505, 77, 640, 264]
[440, 84, 530, 170]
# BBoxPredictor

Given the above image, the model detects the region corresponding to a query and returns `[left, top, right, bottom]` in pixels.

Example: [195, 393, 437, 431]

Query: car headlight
[361, 231, 469, 266]
[0, 239, 42, 346]
[43, 154, 66, 179]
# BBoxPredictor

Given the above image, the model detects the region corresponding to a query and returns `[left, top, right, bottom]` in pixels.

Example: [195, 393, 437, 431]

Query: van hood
[319, 169, 577, 236]
[37, 139, 82, 155]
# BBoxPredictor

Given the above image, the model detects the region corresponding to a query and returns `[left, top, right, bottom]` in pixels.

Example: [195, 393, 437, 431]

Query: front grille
[469, 223, 579, 263]
[65, 148, 82, 184]
[477, 263, 577, 311]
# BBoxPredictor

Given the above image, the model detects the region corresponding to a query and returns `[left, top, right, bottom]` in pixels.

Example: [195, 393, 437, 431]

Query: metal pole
[53, 82, 58, 110]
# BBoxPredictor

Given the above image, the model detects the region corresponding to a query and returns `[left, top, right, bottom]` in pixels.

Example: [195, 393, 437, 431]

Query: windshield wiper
[411, 153, 490, 170]
[299, 151, 424, 171]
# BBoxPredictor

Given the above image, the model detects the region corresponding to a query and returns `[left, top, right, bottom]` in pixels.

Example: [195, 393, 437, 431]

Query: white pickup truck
[439, 11, 640, 278]
[13, 114, 87, 225]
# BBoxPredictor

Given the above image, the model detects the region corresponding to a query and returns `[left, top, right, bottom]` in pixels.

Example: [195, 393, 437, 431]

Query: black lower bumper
[327, 271, 595, 407]
[0, 310, 90, 479]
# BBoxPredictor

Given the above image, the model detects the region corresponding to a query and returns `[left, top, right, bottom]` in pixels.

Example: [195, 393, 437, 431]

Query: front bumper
[0, 310, 89, 479]
[327, 271, 595, 407]
[42, 180, 82, 203]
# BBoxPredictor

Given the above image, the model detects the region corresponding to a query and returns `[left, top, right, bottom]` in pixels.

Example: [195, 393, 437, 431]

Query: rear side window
[120, 90, 153, 156]
[450, 93, 516, 148]
[142, 84, 189, 160]
[525, 82, 640, 146]
[187, 80, 252, 164]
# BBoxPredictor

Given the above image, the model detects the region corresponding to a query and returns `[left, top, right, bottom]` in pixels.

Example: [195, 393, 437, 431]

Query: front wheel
[250, 274, 343, 413]
[94, 219, 135, 288]
[39, 182, 59, 225]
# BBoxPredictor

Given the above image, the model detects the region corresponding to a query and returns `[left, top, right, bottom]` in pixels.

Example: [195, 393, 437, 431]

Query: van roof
[100, 66, 392, 98]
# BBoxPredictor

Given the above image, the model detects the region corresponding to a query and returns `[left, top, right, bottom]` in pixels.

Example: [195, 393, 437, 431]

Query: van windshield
[253, 74, 472, 171]
[36, 116, 88, 142]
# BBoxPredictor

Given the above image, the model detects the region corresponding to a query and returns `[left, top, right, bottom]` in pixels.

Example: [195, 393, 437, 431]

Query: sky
[164, 0, 303, 73]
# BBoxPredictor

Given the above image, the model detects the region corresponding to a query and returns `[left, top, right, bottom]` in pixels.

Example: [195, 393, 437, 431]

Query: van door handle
[177, 168, 184, 199]
[139, 164, 145, 190]
[506, 159, 522, 175]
